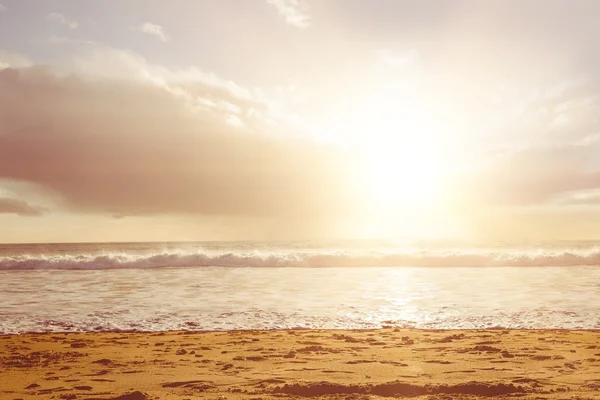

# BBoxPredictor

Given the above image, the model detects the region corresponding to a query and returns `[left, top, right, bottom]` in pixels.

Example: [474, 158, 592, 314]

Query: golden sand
[1, 329, 599, 399]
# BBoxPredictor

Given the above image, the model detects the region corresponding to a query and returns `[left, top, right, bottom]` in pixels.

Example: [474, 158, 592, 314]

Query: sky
[1, 0, 600, 243]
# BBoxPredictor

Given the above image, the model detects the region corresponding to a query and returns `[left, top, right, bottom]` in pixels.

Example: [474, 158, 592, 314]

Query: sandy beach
[1, 329, 599, 399]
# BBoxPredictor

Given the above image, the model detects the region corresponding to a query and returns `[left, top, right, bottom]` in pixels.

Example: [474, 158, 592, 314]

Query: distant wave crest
[2, 249, 600, 270]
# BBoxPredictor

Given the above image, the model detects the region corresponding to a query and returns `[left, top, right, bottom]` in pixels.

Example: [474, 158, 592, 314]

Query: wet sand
[1, 329, 599, 399]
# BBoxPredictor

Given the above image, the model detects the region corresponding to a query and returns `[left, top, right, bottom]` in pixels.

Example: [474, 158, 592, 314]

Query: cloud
[420, 75, 600, 213]
[452, 142, 600, 210]
[0, 52, 32, 69]
[40, 35, 96, 45]
[46, 13, 79, 29]
[1, 48, 599, 232]
[0, 51, 360, 223]
[553, 189, 600, 206]
[266, 0, 310, 28]
[63, 45, 265, 108]
[0, 197, 47, 217]
[0, 4, 6, 12]
[136, 22, 169, 42]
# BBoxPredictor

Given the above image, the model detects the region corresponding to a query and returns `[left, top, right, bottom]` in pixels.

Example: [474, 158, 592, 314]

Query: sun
[343, 92, 447, 216]
[362, 140, 440, 213]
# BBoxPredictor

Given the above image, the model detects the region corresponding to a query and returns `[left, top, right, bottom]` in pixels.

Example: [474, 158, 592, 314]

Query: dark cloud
[0, 197, 47, 216]
[0, 66, 360, 220]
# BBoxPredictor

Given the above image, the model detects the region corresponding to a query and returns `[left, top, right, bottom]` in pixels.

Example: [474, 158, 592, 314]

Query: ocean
[1, 241, 599, 334]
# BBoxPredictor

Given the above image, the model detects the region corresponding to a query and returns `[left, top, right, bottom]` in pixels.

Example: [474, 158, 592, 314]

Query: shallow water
[1, 241, 600, 333]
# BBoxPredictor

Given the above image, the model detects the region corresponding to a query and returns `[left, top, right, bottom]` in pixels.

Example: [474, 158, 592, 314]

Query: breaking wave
[2, 248, 600, 270]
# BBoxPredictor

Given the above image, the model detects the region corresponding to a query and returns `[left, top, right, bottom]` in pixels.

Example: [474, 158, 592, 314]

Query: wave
[2, 248, 600, 270]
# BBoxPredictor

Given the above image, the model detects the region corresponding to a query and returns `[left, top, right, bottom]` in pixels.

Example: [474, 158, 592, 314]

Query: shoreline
[2, 327, 600, 336]
[2, 328, 599, 399]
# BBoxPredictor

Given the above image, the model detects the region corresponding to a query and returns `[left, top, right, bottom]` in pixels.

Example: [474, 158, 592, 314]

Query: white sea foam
[2, 248, 600, 270]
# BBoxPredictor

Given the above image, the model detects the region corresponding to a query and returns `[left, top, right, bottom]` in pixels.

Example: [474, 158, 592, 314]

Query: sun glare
[344, 92, 447, 215]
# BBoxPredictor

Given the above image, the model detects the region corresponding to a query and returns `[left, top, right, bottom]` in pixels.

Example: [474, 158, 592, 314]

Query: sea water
[1, 241, 599, 333]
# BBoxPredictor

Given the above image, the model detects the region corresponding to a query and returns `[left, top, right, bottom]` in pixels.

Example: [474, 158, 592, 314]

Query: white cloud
[553, 188, 600, 206]
[266, 0, 310, 28]
[0, 52, 32, 69]
[0, 4, 7, 12]
[576, 133, 600, 147]
[66, 45, 256, 103]
[41, 35, 97, 45]
[136, 22, 169, 42]
[61, 45, 315, 137]
[46, 13, 79, 29]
